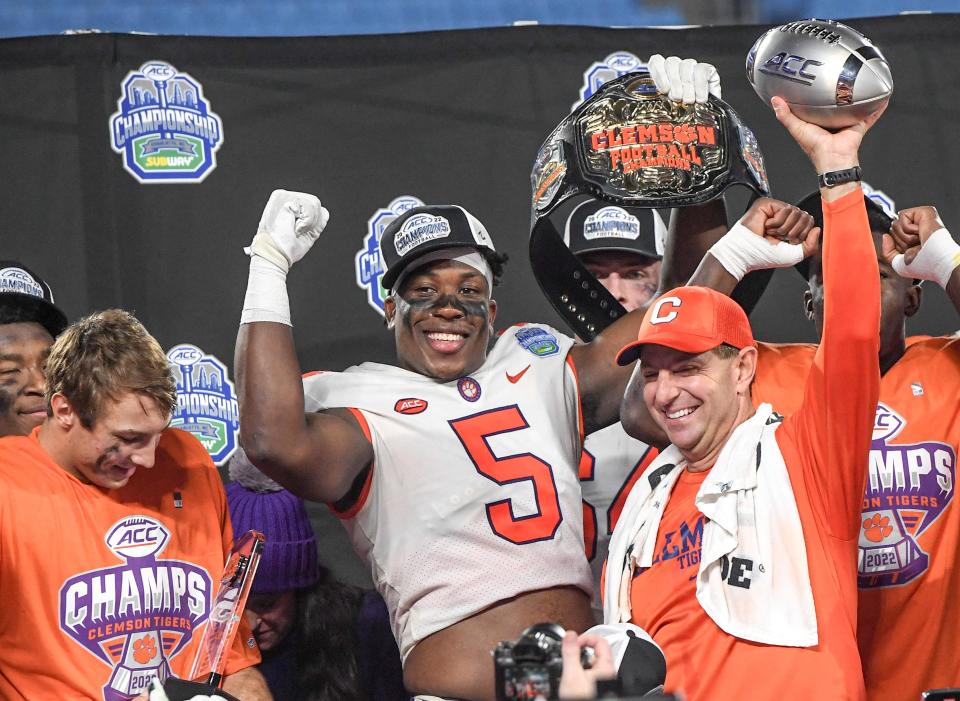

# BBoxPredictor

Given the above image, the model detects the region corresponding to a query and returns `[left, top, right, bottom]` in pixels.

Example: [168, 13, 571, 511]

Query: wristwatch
[818, 166, 862, 188]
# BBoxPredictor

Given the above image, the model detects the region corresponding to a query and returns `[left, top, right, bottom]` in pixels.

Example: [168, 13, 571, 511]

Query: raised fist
[889, 206, 942, 259]
[740, 197, 820, 258]
[882, 205, 960, 287]
[709, 197, 820, 281]
[647, 54, 721, 104]
[246, 189, 330, 273]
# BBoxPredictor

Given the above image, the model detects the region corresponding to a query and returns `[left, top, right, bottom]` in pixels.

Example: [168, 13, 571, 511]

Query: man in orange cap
[606, 96, 885, 701]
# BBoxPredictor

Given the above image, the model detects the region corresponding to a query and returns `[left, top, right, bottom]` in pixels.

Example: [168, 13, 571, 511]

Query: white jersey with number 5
[302, 324, 592, 661]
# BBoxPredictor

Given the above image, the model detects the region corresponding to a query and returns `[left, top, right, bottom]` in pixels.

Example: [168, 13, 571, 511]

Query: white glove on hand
[891, 226, 960, 289]
[647, 54, 721, 104]
[245, 189, 330, 274]
[708, 221, 806, 281]
[148, 677, 228, 701]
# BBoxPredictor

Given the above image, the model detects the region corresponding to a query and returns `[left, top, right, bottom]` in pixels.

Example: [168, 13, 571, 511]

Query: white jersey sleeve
[303, 323, 592, 661]
[580, 423, 658, 619]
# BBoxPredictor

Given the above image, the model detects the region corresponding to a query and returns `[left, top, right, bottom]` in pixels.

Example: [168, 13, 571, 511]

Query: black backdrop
[3, 16, 958, 584]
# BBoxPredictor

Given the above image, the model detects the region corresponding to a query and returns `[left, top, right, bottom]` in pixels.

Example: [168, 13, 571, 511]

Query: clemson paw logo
[133, 635, 158, 664]
[863, 514, 894, 543]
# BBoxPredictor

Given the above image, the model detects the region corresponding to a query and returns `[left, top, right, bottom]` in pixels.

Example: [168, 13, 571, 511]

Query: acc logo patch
[515, 327, 560, 357]
[394, 398, 428, 415]
[583, 206, 641, 240]
[394, 213, 451, 256]
[109, 61, 224, 183]
[355, 196, 424, 316]
[59, 516, 211, 698]
[573, 51, 645, 109]
[167, 344, 239, 465]
[873, 402, 905, 442]
[105, 516, 169, 560]
[0, 266, 44, 298]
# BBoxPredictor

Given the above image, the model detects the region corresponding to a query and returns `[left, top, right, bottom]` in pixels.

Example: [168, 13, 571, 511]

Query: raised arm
[884, 205, 960, 316]
[773, 96, 885, 538]
[658, 199, 728, 292]
[235, 191, 373, 503]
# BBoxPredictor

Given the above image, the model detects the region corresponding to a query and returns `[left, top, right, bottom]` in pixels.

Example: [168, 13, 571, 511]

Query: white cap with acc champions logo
[563, 200, 666, 259]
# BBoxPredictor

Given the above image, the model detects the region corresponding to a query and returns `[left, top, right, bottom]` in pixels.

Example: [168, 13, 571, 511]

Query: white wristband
[240, 253, 291, 326]
[707, 221, 806, 281]
[892, 227, 960, 289]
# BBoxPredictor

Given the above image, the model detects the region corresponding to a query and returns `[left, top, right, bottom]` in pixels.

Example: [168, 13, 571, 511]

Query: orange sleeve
[787, 189, 881, 540]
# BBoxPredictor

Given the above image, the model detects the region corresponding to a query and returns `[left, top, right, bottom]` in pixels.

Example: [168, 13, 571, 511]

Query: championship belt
[530, 71, 770, 340]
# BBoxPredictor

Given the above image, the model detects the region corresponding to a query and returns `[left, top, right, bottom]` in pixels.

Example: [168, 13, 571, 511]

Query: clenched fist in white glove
[647, 54, 721, 104]
[241, 189, 329, 326]
[245, 189, 330, 274]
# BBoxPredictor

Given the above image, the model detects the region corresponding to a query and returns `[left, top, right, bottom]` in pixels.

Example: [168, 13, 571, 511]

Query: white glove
[148, 677, 228, 701]
[708, 221, 805, 281]
[891, 226, 960, 289]
[245, 189, 330, 274]
[647, 54, 721, 104]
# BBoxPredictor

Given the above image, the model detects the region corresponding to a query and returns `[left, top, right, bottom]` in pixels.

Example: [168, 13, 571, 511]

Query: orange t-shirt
[754, 336, 960, 699]
[629, 189, 879, 701]
[0, 428, 260, 700]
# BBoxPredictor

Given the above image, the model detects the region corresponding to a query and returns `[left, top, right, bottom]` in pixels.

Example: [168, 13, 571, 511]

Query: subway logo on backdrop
[109, 61, 224, 184]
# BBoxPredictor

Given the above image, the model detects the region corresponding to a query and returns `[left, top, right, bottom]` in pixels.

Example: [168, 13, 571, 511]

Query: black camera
[493, 622, 593, 701]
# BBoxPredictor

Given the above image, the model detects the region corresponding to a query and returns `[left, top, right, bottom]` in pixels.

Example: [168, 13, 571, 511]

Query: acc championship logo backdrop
[355, 195, 424, 316]
[166, 344, 239, 465]
[109, 61, 224, 184]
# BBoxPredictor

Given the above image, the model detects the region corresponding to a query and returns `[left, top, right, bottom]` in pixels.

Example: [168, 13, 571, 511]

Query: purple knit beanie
[226, 450, 320, 595]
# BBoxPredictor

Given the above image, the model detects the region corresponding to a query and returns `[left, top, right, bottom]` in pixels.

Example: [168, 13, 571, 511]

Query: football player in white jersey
[564, 200, 665, 619]
[237, 197, 629, 700]
[233, 59, 810, 700]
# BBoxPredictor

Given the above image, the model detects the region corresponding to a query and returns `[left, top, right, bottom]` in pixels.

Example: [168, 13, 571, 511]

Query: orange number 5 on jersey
[450, 406, 563, 544]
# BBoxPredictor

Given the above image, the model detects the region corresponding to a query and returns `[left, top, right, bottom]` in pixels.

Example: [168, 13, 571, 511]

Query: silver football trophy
[159, 529, 265, 701]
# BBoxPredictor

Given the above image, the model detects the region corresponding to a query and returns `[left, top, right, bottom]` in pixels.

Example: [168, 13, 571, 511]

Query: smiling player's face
[384, 259, 497, 382]
[0, 321, 54, 437]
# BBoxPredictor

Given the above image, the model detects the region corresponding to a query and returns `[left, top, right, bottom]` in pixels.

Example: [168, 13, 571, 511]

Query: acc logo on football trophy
[167, 344, 239, 465]
[109, 61, 224, 184]
[860, 403, 956, 588]
[355, 195, 425, 316]
[573, 51, 645, 109]
[758, 52, 824, 85]
[59, 516, 211, 699]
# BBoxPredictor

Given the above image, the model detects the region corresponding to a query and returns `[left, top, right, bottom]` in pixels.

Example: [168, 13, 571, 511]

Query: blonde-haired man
[0, 310, 271, 701]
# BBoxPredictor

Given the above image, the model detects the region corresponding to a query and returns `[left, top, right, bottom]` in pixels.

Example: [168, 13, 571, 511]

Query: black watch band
[818, 165, 862, 188]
